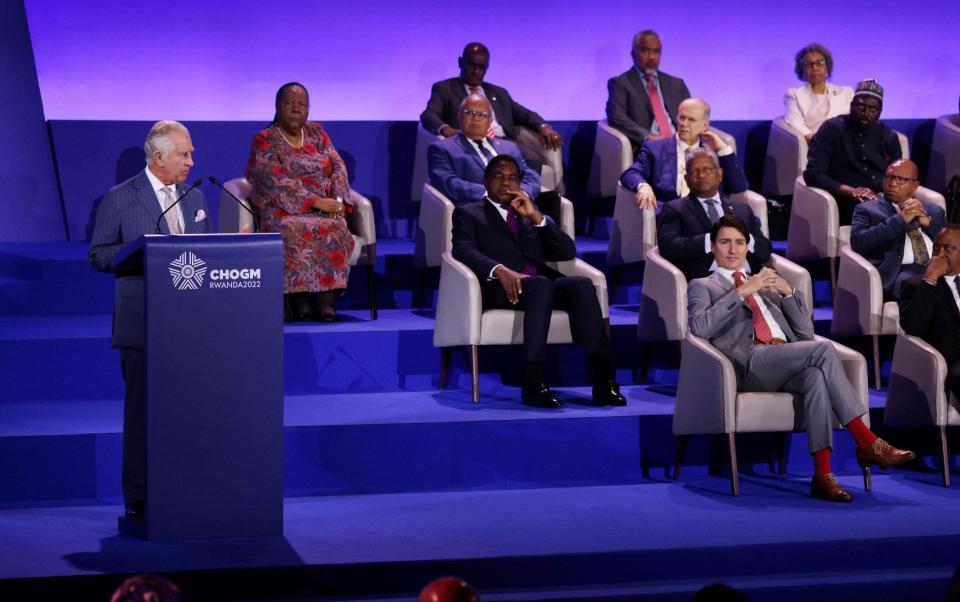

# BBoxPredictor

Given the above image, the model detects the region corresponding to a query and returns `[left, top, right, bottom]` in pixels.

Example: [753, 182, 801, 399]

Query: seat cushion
[478, 310, 573, 346]
[735, 393, 798, 432]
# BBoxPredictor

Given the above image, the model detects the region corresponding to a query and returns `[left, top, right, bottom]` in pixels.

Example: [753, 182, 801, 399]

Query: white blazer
[783, 82, 854, 137]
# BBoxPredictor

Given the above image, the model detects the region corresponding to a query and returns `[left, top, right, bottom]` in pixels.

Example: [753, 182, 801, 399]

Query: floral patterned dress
[245, 122, 355, 294]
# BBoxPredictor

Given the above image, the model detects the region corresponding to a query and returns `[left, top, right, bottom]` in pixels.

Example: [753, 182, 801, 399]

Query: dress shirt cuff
[488, 264, 504, 281]
[636, 182, 651, 193]
[532, 214, 548, 227]
[717, 146, 734, 157]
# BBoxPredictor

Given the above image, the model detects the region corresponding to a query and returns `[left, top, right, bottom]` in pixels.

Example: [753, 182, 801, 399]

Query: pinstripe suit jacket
[88, 169, 211, 348]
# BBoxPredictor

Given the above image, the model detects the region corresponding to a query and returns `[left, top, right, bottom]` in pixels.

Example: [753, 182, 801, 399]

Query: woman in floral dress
[245, 82, 355, 321]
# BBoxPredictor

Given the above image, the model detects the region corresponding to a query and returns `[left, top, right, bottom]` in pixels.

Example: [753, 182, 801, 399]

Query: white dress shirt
[465, 136, 499, 166]
[716, 266, 788, 341]
[144, 166, 185, 232]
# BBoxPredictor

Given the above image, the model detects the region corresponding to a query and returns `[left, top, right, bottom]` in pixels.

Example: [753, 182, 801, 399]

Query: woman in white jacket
[784, 43, 854, 141]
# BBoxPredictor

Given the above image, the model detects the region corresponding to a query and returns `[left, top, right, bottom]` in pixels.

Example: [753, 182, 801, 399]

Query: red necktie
[498, 202, 537, 276]
[645, 73, 673, 136]
[733, 271, 773, 344]
[469, 86, 496, 138]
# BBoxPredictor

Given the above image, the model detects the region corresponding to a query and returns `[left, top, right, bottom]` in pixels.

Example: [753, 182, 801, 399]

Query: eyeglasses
[460, 108, 492, 119]
[803, 59, 827, 68]
[883, 174, 918, 185]
[688, 166, 719, 177]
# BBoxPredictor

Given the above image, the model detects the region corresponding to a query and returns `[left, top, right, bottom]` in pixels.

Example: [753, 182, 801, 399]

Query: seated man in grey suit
[420, 41, 563, 171]
[851, 159, 945, 300]
[688, 215, 914, 502]
[428, 94, 560, 222]
[620, 97, 749, 209]
[606, 29, 691, 155]
[88, 121, 211, 521]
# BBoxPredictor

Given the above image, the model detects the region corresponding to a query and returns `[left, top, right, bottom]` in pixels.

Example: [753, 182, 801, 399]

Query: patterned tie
[468, 86, 496, 138]
[160, 186, 182, 234]
[907, 223, 929, 265]
[473, 139, 495, 164]
[645, 73, 674, 135]
[733, 271, 773, 344]
[704, 199, 720, 224]
[498, 202, 537, 276]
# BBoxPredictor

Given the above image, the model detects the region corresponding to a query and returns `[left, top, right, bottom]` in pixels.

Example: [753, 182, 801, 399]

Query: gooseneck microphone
[155, 179, 203, 234]
[208, 176, 260, 232]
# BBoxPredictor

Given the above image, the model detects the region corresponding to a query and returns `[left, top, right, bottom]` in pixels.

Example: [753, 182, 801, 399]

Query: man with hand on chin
[451, 155, 624, 408]
[899, 226, 960, 401]
[688, 215, 915, 502]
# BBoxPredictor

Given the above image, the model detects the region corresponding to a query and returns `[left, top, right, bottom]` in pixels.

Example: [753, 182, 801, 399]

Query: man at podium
[88, 120, 211, 521]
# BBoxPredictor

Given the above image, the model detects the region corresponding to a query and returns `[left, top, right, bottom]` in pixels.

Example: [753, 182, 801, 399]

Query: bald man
[851, 159, 945, 300]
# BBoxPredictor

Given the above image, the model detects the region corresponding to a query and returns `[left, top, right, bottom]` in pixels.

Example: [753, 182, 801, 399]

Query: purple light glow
[26, 0, 960, 121]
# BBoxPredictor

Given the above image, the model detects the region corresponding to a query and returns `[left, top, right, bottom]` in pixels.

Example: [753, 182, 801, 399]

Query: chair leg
[673, 435, 689, 479]
[941, 426, 951, 488]
[862, 466, 872, 492]
[829, 257, 837, 297]
[438, 348, 453, 389]
[776, 432, 787, 475]
[366, 264, 377, 320]
[470, 345, 479, 404]
[728, 433, 740, 496]
[872, 334, 881, 391]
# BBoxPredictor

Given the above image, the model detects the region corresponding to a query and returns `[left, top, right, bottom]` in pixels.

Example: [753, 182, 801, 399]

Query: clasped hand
[900, 198, 930, 228]
[313, 197, 344, 218]
[737, 267, 792, 297]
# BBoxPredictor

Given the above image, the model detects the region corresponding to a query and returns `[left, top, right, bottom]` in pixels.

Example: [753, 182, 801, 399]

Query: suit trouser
[120, 347, 146, 506]
[743, 340, 864, 453]
[488, 275, 608, 365]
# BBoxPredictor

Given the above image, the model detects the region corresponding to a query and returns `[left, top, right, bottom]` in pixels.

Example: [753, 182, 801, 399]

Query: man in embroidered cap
[803, 79, 902, 225]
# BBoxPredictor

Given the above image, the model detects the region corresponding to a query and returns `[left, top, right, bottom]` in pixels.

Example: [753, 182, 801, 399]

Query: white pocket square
[194, 209, 206, 222]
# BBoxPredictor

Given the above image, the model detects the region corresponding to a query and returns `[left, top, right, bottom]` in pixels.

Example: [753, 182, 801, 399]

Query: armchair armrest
[673, 334, 739, 435]
[416, 183, 455, 269]
[894, 129, 910, 160]
[559, 196, 575, 241]
[886, 331, 949, 427]
[412, 125, 441, 204]
[433, 252, 483, 348]
[762, 117, 807, 197]
[608, 182, 656, 266]
[819, 336, 869, 420]
[787, 176, 839, 261]
[638, 246, 687, 342]
[831, 245, 882, 337]
[555, 257, 609, 319]
[346, 190, 376, 266]
[768, 254, 813, 313]
[587, 120, 632, 199]
[517, 125, 564, 192]
[729, 189, 769, 239]
[915, 186, 947, 213]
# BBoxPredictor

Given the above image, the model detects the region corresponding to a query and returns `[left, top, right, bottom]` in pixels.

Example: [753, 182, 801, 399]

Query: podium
[115, 233, 284, 539]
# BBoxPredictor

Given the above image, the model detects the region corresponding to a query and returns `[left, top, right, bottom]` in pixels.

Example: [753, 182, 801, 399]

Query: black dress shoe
[592, 379, 626, 406]
[521, 382, 563, 408]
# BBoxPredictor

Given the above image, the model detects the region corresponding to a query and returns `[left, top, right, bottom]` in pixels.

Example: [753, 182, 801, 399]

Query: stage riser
[0, 322, 656, 402]
[0, 409, 929, 504]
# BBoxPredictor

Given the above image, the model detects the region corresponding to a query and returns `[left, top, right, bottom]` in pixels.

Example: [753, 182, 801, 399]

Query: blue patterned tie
[704, 199, 720, 224]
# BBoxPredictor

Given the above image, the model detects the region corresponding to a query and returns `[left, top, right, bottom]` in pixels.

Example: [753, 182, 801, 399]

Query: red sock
[813, 448, 832, 477]
[846, 416, 878, 450]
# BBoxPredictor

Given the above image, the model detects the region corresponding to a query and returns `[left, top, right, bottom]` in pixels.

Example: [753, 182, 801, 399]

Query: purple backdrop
[25, 0, 960, 121]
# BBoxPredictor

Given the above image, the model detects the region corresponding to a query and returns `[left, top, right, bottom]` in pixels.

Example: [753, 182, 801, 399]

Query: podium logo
[169, 252, 207, 290]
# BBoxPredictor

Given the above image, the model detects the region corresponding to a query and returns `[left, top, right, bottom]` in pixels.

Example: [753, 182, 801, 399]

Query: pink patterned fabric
[245, 122, 355, 294]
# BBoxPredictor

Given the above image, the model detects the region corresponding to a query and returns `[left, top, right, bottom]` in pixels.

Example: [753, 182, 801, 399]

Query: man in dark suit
[428, 94, 560, 222]
[451, 155, 624, 408]
[803, 79, 903, 225]
[88, 120, 211, 521]
[900, 225, 960, 400]
[620, 97, 748, 209]
[689, 215, 915, 501]
[851, 159, 945, 300]
[606, 29, 691, 155]
[420, 42, 563, 158]
[658, 148, 771, 280]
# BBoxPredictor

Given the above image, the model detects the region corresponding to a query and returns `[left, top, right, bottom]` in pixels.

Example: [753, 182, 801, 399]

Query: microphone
[155, 179, 202, 234]
[208, 176, 260, 232]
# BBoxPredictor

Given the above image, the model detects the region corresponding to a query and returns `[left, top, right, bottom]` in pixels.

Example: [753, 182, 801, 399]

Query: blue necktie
[704, 199, 720, 224]
[473, 139, 494, 162]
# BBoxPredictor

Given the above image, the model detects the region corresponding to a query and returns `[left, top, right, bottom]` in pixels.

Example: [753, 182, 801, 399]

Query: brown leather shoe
[855, 438, 916, 468]
[811, 473, 853, 502]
